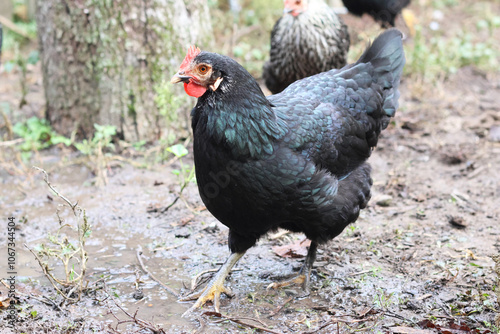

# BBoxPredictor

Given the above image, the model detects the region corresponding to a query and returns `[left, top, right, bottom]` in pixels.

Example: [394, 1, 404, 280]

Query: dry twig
[0, 136, 16, 149]
[0, 15, 34, 39]
[136, 250, 179, 298]
[268, 296, 293, 318]
[104, 284, 165, 334]
[203, 311, 284, 334]
[0, 278, 62, 311]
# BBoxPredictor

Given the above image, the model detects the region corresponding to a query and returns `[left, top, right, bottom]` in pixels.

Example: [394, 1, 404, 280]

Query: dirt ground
[1, 1, 500, 334]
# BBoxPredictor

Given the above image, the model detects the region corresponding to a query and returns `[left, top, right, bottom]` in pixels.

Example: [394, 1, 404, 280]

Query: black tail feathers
[356, 29, 405, 117]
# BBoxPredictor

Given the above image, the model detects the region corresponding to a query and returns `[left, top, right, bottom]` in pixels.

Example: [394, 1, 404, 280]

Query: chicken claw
[267, 241, 317, 293]
[267, 273, 308, 291]
[181, 252, 245, 317]
[181, 279, 233, 313]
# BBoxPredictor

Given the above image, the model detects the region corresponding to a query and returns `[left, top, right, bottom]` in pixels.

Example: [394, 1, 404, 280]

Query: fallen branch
[136, 250, 179, 298]
[104, 284, 165, 334]
[302, 309, 400, 334]
[203, 311, 284, 334]
[303, 316, 379, 334]
[0, 138, 24, 147]
[0, 108, 14, 140]
[0, 278, 62, 311]
[302, 320, 338, 334]
[383, 310, 417, 325]
[349, 269, 373, 276]
[33, 166, 77, 209]
[268, 296, 293, 317]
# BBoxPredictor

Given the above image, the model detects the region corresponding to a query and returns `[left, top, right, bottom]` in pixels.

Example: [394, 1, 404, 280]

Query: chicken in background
[341, 0, 415, 35]
[171, 29, 405, 315]
[263, 0, 350, 94]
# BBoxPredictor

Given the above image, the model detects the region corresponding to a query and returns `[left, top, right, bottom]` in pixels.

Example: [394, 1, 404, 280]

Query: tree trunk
[36, 0, 212, 141]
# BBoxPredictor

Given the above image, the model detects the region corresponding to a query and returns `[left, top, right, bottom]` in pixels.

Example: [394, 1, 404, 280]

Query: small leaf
[272, 239, 311, 258]
[233, 46, 244, 58]
[3, 61, 15, 73]
[27, 51, 40, 65]
[167, 144, 188, 158]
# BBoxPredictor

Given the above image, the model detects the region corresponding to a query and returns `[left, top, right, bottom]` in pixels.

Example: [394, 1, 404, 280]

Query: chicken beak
[170, 73, 192, 84]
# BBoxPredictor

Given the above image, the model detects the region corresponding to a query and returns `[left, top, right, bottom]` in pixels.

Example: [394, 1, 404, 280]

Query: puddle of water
[85, 237, 193, 329]
[1, 164, 198, 330]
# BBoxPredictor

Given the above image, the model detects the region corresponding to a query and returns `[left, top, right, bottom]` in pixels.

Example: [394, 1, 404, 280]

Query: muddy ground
[1, 1, 500, 334]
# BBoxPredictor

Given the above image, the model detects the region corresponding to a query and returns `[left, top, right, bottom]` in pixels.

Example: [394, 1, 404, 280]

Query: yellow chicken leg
[181, 252, 245, 316]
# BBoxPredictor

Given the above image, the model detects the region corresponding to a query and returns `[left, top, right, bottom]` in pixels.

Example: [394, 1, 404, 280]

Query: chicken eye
[199, 65, 209, 74]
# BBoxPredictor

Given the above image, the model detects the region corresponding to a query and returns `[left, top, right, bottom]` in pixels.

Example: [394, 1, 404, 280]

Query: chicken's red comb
[180, 45, 201, 71]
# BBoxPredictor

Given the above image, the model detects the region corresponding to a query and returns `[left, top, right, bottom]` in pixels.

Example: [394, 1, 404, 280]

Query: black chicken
[341, 0, 411, 27]
[263, 0, 350, 94]
[171, 29, 405, 314]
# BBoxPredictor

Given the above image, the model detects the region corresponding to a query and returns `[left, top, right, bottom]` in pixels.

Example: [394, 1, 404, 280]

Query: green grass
[13, 117, 71, 161]
[404, 25, 499, 82]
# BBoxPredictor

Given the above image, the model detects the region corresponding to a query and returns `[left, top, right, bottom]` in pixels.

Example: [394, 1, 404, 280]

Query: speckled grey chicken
[263, 0, 350, 94]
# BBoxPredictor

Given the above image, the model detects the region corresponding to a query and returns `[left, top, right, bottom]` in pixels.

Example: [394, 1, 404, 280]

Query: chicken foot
[181, 251, 245, 316]
[267, 240, 318, 292]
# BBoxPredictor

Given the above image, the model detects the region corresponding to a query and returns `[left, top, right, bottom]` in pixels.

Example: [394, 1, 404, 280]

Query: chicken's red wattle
[184, 81, 207, 98]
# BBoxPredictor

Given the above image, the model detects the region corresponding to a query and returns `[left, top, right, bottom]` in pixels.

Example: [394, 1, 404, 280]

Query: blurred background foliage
[0, 0, 499, 173]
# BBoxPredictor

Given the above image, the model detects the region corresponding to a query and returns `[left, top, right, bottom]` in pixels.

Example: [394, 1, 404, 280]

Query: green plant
[345, 224, 358, 237]
[13, 116, 71, 160]
[207, 0, 281, 78]
[431, 0, 458, 9]
[74, 124, 117, 186]
[74, 124, 116, 156]
[0, 21, 37, 52]
[476, 15, 500, 35]
[132, 140, 147, 151]
[167, 143, 196, 190]
[4, 47, 40, 107]
[232, 41, 269, 76]
[154, 80, 186, 146]
[373, 288, 394, 309]
[157, 144, 196, 212]
[404, 25, 499, 82]
[370, 266, 382, 277]
[27, 168, 91, 303]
